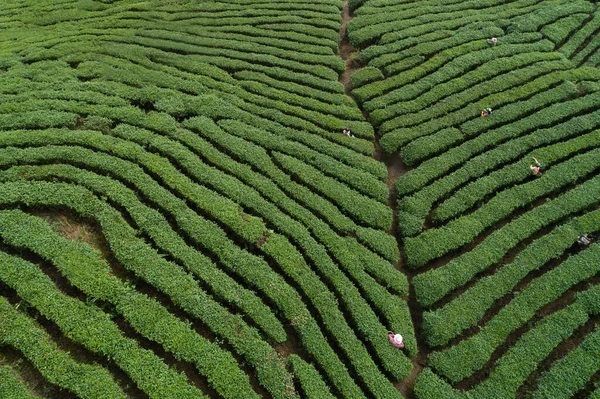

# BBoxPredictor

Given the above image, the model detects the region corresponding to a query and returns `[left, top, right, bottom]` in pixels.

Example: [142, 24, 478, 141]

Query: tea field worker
[481, 109, 490, 118]
[387, 331, 404, 349]
[490, 37, 498, 46]
[529, 164, 542, 176]
[578, 234, 591, 247]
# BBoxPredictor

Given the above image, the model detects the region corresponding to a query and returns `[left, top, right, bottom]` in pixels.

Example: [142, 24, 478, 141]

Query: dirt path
[338, 1, 427, 397]
[338, 1, 361, 96]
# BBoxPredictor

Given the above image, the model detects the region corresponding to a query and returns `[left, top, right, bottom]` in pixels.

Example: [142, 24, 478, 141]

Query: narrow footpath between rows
[338, 0, 428, 396]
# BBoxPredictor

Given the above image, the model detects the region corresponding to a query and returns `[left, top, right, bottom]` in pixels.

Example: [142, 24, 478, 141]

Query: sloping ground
[348, 0, 600, 397]
[0, 1, 415, 398]
[3, 0, 600, 397]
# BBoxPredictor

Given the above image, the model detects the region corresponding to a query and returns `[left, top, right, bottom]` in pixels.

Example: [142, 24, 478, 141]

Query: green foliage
[288, 356, 336, 399]
[507, 2, 594, 33]
[382, 58, 575, 154]
[382, 55, 425, 76]
[434, 129, 600, 223]
[350, 66, 384, 89]
[383, 66, 600, 157]
[237, 78, 364, 121]
[0, 179, 298, 398]
[467, 301, 592, 399]
[405, 146, 600, 268]
[0, 252, 207, 399]
[559, 12, 600, 58]
[0, 129, 407, 397]
[0, 366, 40, 399]
[396, 106, 600, 237]
[181, 117, 406, 283]
[346, 0, 600, 397]
[540, 13, 589, 44]
[362, 25, 502, 68]
[354, 226, 400, 263]
[422, 208, 600, 345]
[272, 151, 392, 230]
[533, 326, 600, 399]
[373, 45, 560, 128]
[234, 70, 346, 104]
[348, 0, 368, 11]
[0, 301, 124, 399]
[0, 110, 78, 130]
[16, 0, 600, 396]
[81, 114, 112, 132]
[413, 170, 600, 304]
[395, 89, 600, 203]
[0, 209, 258, 399]
[76, 0, 110, 11]
[108, 122, 410, 364]
[429, 247, 600, 383]
[208, 118, 386, 202]
[400, 128, 462, 166]
[413, 368, 463, 399]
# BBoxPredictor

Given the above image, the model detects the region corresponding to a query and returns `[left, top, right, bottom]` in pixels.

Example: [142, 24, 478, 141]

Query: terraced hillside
[0, 0, 415, 398]
[348, 0, 600, 397]
[0, 0, 599, 398]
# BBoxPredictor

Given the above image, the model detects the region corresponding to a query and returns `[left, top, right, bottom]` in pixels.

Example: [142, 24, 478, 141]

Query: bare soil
[7, 1, 594, 398]
[273, 324, 306, 359]
[456, 272, 600, 391]
[337, 0, 427, 396]
[31, 211, 108, 257]
[0, 345, 73, 398]
[517, 313, 600, 398]
[338, 0, 361, 96]
[394, 359, 424, 399]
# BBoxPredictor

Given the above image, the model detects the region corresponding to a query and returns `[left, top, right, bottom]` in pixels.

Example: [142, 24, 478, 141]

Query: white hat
[393, 334, 403, 344]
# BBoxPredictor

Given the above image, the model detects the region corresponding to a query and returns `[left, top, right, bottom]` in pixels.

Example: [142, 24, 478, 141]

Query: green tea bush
[0, 298, 125, 399]
[0, 252, 207, 399]
[350, 66, 384, 89]
[0, 366, 40, 399]
[0, 209, 259, 399]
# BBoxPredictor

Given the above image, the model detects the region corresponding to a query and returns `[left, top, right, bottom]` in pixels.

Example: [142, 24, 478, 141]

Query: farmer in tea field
[530, 157, 542, 176]
[489, 37, 498, 46]
[343, 127, 353, 137]
[481, 108, 492, 117]
[529, 159, 542, 176]
[578, 234, 591, 247]
[387, 331, 404, 348]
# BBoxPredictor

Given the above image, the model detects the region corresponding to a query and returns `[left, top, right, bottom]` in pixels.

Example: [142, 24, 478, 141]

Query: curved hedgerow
[0, 366, 41, 399]
[8, 0, 600, 397]
[0, 179, 300, 398]
[0, 250, 208, 399]
[0, 141, 406, 396]
[0, 209, 259, 399]
[1, 1, 413, 397]
[0, 3, 416, 399]
[0, 298, 126, 399]
[349, 0, 600, 397]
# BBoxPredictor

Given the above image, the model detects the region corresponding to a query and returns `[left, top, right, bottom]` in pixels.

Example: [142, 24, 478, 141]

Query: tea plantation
[0, 0, 599, 398]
